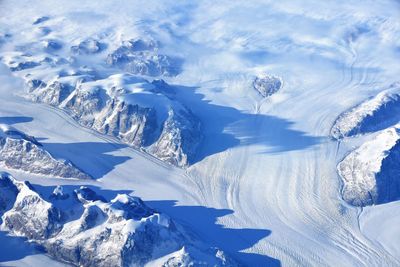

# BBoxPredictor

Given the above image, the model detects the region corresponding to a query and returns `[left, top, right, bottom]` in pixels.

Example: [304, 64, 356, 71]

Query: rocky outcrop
[331, 85, 400, 139]
[0, 173, 238, 266]
[149, 107, 202, 166]
[0, 173, 63, 239]
[29, 74, 202, 167]
[71, 38, 105, 55]
[253, 75, 282, 97]
[2, 35, 200, 167]
[32, 81, 74, 106]
[337, 127, 400, 206]
[0, 124, 91, 179]
[92, 97, 158, 147]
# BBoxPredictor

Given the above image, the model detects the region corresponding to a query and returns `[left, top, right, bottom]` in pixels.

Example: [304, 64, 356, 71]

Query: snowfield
[0, 0, 400, 266]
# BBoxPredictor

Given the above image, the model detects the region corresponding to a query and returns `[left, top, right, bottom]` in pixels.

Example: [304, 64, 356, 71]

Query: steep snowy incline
[1, 0, 400, 266]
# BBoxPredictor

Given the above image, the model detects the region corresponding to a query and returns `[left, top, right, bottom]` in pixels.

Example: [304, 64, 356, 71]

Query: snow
[360, 202, 400, 258]
[0, 0, 400, 266]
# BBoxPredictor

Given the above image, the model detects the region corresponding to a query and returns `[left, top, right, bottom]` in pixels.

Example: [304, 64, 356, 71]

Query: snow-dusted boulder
[107, 39, 181, 77]
[331, 85, 400, 139]
[253, 75, 282, 97]
[0, 124, 91, 179]
[0, 174, 238, 266]
[337, 127, 400, 206]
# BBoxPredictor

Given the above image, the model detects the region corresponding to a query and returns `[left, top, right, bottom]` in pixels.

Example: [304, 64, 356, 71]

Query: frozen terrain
[0, 172, 237, 266]
[0, 0, 400, 266]
[0, 124, 91, 179]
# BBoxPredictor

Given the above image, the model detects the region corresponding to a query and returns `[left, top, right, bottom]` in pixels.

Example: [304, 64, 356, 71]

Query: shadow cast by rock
[0, 116, 33, 125]
[169, 85, 321, 164]
[375, 139, 400, 205]
[42, 141, 131, 179]
[0, 231, 44, 262]
[147, 200, 281, 266]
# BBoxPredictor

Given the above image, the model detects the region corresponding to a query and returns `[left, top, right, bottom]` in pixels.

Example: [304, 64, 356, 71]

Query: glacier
[0, 0, 399, 266]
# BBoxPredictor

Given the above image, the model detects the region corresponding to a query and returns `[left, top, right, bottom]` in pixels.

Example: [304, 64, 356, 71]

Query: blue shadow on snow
[42, 142, 131, 180]
[147, 200, 281, 266]
[169, 85, 322, 164]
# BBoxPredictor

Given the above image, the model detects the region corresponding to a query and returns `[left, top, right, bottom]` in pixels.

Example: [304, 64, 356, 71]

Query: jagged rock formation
[0, 172, 63, 239]
[0, 173, 238, 267]
[0, 124, 91, 179]
[148, 107, 202, 166]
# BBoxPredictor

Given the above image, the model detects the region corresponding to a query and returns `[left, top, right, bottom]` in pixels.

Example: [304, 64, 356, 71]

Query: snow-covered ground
[0, 0, 400, 266]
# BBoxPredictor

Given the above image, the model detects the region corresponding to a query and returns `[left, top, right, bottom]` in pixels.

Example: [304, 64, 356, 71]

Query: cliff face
[29, 73, 202, 167]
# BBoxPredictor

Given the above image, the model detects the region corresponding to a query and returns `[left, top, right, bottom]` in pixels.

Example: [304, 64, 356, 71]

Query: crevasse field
[0, 1, 399, 266]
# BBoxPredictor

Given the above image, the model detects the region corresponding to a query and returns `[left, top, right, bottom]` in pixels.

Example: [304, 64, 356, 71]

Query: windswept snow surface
[1, 0, 400, 266]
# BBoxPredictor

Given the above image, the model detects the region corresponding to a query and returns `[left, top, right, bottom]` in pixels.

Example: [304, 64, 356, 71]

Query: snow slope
[1, 0, 400, 266]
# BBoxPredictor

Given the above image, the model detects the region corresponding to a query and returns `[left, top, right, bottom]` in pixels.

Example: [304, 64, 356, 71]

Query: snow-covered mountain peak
[0, 172, 239, 266]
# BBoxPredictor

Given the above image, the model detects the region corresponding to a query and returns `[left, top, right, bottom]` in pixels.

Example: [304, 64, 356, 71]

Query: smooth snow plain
[1, 0, 400, 266]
